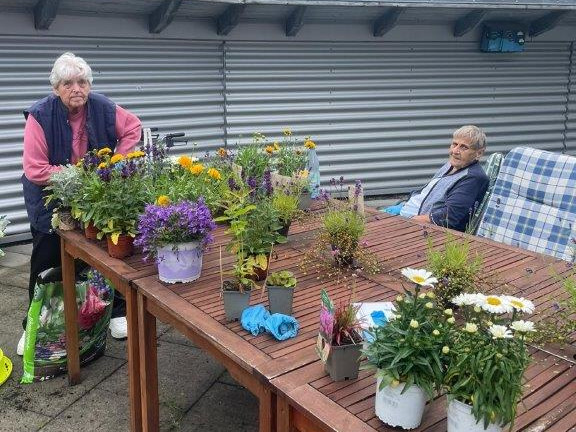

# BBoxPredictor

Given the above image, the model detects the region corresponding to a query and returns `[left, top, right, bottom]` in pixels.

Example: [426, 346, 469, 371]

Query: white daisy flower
[477, 295, 513, 314]
[488, 324, 513, 339]
[504, 296, 535, 314]
[400, 268, 438, 287]
[464, 323, 478, 333]
[451, 293, 483, 306]
[510, 320, 536, 333]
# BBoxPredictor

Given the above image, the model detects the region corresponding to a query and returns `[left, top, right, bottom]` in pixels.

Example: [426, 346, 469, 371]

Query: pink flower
[319, 306, 334, 340]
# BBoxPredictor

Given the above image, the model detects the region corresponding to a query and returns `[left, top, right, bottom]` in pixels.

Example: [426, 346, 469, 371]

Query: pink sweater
[23, 104, 142, 185]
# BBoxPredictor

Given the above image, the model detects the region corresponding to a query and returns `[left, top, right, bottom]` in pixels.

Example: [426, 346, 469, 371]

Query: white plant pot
[447, 399, 503, 432]
[374, 377, 427, 430]
[157, 242, 203, 284]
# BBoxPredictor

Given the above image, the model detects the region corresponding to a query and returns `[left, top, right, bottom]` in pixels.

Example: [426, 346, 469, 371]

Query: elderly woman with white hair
[19, 52, 141, 354]
[385, 125, 489, 232]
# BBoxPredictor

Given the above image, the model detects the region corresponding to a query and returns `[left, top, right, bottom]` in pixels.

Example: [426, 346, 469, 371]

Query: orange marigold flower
[265, 145, 275, 154]
[190, 163, 205, 175]
[110, 154, 124, 164]
[98, 162, 108, 169]
[179, 155, 194, 168]
[97, 147, 112, 156]
[156, 195, 171, 207]
[217, 147, 228, 158]
[304, 139, 316, 149]
[207, 168, 222, 180]
[127, 150, 146, 159]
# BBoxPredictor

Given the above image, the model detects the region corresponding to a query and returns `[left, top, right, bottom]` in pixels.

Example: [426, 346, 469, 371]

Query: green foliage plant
[323, 207, 365, 263]
[427, 233, 483, 306]
[266, 270, 297, 288]
[271, 189, 300, 224]
[444, 292, 535, 429]
[362, 268, 450, 398]
[234, 132, 271, 181]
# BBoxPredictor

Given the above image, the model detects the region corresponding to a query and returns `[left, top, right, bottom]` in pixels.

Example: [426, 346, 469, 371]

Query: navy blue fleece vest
[22, 92, 118, 233]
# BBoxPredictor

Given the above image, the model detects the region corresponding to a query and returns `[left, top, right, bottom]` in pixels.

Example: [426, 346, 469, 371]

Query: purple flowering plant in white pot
[135, 196, 216, 283]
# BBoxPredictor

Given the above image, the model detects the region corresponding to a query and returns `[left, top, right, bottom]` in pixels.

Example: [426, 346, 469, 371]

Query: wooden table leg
[138, 292, 159, 432]
[61, 237, 80, 385]
[259, 385, 275, 432]
[125, 285, 142, 432]
[276, 394, 291, 432]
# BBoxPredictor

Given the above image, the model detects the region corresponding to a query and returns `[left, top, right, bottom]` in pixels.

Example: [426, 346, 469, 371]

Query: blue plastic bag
[265, 314, 299, 341]
[241, 305, 270, 336]
[381, 203, 404, 215]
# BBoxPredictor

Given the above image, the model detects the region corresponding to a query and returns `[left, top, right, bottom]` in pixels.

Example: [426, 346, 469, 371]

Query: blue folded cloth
[380, 203, 404, 215]
[241, 305, 270, 336]
[265, 313, 299, 341]
[240, 306, 300, 340]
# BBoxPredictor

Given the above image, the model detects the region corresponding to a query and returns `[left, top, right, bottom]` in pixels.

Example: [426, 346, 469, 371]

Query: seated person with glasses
[384, 125, 489, 232]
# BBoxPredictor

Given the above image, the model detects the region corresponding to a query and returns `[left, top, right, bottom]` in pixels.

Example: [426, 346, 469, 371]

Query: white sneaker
[17, 331, 26, 356]
[109, 317, 128, 340]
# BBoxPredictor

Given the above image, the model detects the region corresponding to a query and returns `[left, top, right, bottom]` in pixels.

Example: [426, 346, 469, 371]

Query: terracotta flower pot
[84, 222, 99, 240]
[106, 234, 134, 259]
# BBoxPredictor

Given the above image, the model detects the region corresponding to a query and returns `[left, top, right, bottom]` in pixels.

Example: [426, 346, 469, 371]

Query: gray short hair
[453, 125, 486, 150]
[49, 52, 93, 88]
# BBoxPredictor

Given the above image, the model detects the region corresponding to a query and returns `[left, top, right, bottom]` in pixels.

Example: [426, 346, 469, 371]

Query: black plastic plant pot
[324, 342, 362, 381]
[267, 285, 295, 315]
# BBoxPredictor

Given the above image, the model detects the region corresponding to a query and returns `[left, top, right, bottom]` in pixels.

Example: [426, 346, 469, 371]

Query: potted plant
[89, 152, 148, 258]
[135, 197, 216, 284]
[220, 251, 258, 321]
[316, 289, 363, 381]
[266, 270, 297, 315]
[427, 234, 483, 307]
[362, 268, 449, 430]
[271, 189, 300, 237]
[444, 293, 535, 432]
[44, 164, 82, 231]
[323, 207, 365, 267]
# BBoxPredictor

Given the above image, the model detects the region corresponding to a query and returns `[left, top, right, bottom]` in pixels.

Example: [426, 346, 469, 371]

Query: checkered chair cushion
[476, 147, 576, 262]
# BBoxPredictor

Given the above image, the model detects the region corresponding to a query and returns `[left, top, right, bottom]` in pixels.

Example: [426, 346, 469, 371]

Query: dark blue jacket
[418, 161, 489, 232]
[22, 92, 118, 233]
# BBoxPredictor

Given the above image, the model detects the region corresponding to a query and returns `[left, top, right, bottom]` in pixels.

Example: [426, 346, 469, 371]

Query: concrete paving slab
[0, 267, 31, 290]
[4, 244, 33, 255]
[36, 387, 130, 432]
[0, 354, 125, 417]
[0, 406, 51, 432]
[0, 283, 29, 314]
[0, 251, 33, 268]
[158, 327, 196, 348]
[176, 382, 258, 432]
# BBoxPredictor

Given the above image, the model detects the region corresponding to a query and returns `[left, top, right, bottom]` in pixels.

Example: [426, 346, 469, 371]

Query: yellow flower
[432, 329, 440, 336]
[97, 147, 112, 156]
[442, 346, 450, 354]
[425, 302, 433, 309]
[304, 139, 316, 149]
[98, 162, 108, 169]
[409, 319, 419, 329]
[390, 379, 400, 388]
[75, 161, 83, 167]
[156, 195, 170, 207]
[127, 150, 146, 159]
[273, 142, 280, 151]
[207, 168, 221, 180]
[427, 291, 436, 299]
[396, 295, 403, 302]
[283, 128, 292, 136]
[444, 308, 453, 316]
[217, 147, 228, 158]
[447, 317, 456, 324]
[297, 169, 309, 179]
[265, 145, 275, 154]
[110, 154, 124, 164]
[179, 155, 194, 168]
[190, 163, 205, 175]
[464, 323, 478, 333]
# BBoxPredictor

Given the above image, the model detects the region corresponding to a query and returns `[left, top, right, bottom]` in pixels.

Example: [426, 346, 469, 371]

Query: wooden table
[59, 230, 157, 432]
[269, 214, 576, 432]
[62, 210, 575, 432]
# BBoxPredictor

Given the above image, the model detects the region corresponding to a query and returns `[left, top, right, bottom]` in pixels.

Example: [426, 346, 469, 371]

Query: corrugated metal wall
[0, 36, 573, 240]
[0, 35, 224, 239]
[225, 41, 572, 194]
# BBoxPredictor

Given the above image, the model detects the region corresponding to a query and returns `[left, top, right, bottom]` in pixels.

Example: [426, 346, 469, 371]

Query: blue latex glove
[241, 305, 270, 336]
[264, 313, 299, 341]
[371, 310, 388, 326]
[381, 203, 404, 215]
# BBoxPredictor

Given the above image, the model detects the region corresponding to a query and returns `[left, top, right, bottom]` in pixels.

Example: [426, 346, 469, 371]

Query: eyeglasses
[60, 79, 90, 90]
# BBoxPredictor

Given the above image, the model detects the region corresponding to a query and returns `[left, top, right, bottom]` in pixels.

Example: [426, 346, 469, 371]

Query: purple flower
[354, 180, 362, 197]
[135, 198, 216, 261]
[97, 167, 111, 182]
[319, 306, 334, 340]
[263, 170, 273, 196]
[228, 177, 239, 191]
